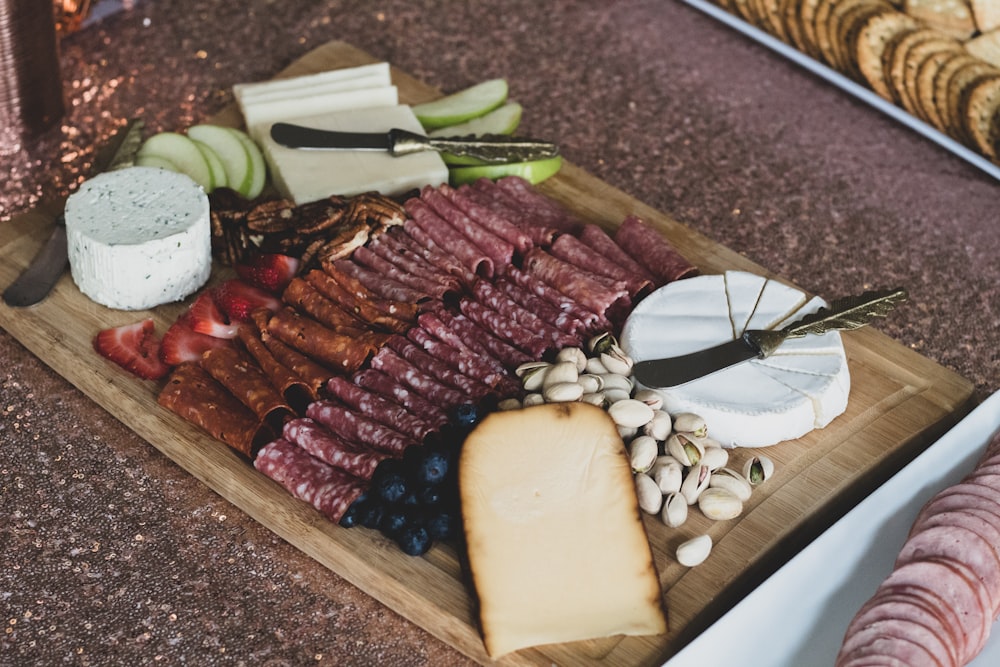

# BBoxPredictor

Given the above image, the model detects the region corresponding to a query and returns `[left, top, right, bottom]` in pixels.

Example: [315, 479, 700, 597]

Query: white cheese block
[233, 62, 391, 103]
[65, 166, 212, 311]
[460, 402, 667, 658]
[243, 85, 399, 141]
[621, 271, 851, 447]
[259, 105, 449, 203]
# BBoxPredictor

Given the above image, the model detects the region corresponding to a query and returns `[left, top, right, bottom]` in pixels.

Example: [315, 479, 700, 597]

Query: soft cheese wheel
[621, 271, 850, 448]
[459, 402, 667, 658]
[65, 166, 212, 310]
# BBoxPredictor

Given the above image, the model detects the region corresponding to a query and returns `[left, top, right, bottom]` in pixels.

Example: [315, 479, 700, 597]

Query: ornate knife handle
[388, 128, 560, 163]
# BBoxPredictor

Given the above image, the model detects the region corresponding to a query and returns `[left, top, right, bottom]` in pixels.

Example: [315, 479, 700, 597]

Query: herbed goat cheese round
[65, 166, 212, 310]
[621, 271, 850, 448]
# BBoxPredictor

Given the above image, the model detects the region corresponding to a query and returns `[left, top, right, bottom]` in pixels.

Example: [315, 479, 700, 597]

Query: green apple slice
[225, 127, 267, 199]
[448, 155, 563, 186]
[187, 124, 254, 195]
[191, 138, 227, 191]
[429, 101, 522, 138]
[137, 132, 215, 191]
[413, 78, 508, 131]
[135, 154, 179, 171]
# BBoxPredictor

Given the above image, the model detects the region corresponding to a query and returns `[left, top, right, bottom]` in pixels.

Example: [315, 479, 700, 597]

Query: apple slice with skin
[225, 127, 266, 199]
[429, 101, 522, 138]
[449, 155, 562, 186]
[187, 124, 255, 195]
[191, 138, 228, 191]
[135, 154, 179, 171]
[414, 78, 508, 131]
[137, 132, 215, 191]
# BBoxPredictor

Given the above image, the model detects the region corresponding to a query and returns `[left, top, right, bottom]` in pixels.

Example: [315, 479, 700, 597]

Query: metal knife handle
[388, 128, 560, 163]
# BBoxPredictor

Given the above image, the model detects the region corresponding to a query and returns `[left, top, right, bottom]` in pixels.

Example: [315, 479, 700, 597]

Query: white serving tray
[666, 389, 1000, 666]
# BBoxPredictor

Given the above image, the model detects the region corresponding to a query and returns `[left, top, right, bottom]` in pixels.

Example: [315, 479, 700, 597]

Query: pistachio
[555, 346, 588, 372]
[587, 331, 617, 356]
[515, 360, 549, 379]
[666, 433, 704, 467]
[543, 381, 584, 403]
[700, 445, 729, 471]
[709, 467, 753, 501]
[698, 487, 743, 521]
[497, 397, 522, 411]
[600, 345, 634, 376]
[600, 373, 634, 394]
[523, 392, 545, 407]
[542, 361, 579, 389]
[577, 373, 604, 394]
[632, 388, 664, 411]
[635, 473, 663, 515]
[676, 534, 712, 567]
[580, 391, 607, 407]
[628, 435, 659, 474]
[604, 388, 632, 404]
[653, 460, 683, 494]
[673, 412, 708, 438]
[617, 424, 638, 441]
[680, 463, 711, 505]
[585, 357, 609, 375]
[660, 492, 688, 528]
[643, 409, 673, 441]
[743, 454, 775, 486]
[654, 454, 684, 469]
[608, 399, 655, 429]
[520, 365, 549, 392]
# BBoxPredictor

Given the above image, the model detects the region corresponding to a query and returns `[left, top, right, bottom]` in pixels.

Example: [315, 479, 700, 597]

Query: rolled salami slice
[254, 438, 365, 523]
[423, 302, 531, 369]
[472, 177, 573, 240]
[304, 268, 415, 330]
[458, 297, 550, 358]
[200, 345, 292, 427]
[158, 362, 273, 457]
[460, 181, 557, 247]
[282, 277, 368, 336]
[237, 324, 315, 411]
[420, 186, 515, 271]
[504, 265, 606, 332]
[351, 245, 452, 301]
[522, 248, 630, 320]
[493, 276, 588, 336]
[369, 345, 466, 408]
[306, 400, 416, 456]
[614, 215, 699, 284]
[404, 199, 489, 279]
[366, 233, 462, 298]
[550, 231, 653, 299]
[283, 417, 390, 480]
[578, 224, 656, 281]
[440, 182, 533, 254]
[325, 376, 436, 443]
[385, 334, 494, 399]
[470, 278, 580, 350]
[406, 325, 520, 395]
[329, 258, 430, 304]
[351, 368, 450, 427]
[495, 175, 582, 234]
[267, 307, 377, 375]
[376, 224, 473, 287]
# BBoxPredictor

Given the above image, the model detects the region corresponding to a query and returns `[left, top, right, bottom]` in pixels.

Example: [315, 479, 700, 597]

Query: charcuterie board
[0, 41, 977, 666]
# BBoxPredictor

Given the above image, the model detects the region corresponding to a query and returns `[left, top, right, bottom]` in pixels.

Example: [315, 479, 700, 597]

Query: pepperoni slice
[304, 268, 416, 330]
[237, 324, 315, 411]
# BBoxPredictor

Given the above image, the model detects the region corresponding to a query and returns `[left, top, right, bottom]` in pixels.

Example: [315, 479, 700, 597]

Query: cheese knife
[632, 287, 908, 388]
[3, 118, 144, 308]
[270, 122, 559, 164]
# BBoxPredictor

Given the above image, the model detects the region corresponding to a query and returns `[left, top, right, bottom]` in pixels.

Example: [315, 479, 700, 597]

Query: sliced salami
[306, 400, 417, 456]
[420, 185, 515, 271]
[237, 324, 315, 411]
[283, 417, 390, 480]
[493, 275, 588, 336]
[267, 307, 377, 375]
[423, 303, 531, 369]
[329, 258, 431, 305]
[406, 325, 520, 395]
[459, 181, 557, 247]
[471, 178, 571, 240]
[504, 265, 606, 331]
[550, 231, 653, 299]
[522, 248, 630, 320]
[307, 265, 418, 327]
[404, 197, 493, 278]
[458, 297, 550, 358]
[368, 345, 467, 408]
[495, 175, 582, 234]
[384, 334, 494, 400]
[578, 223, 656, 281]
[325, 376, 436, 443]
[440, 182, 534, 254]
[613, 215, 699, 284]
[200, 345, 292, 427]
[367, 231, 463, 296]
[254, 438, 365, 523]
[351, 368, 450, 427]
[282, 276, 368, 336]
[351, 244, 451, 301]
[376, 224, 474, 286]
[470, 278, 580, 349]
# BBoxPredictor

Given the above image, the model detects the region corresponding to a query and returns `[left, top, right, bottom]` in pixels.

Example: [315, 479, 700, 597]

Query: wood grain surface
[0, 41, 976, 666]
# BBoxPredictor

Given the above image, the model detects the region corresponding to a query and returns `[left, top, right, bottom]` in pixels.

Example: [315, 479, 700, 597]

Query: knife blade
[632, 287, 908, 388]
[3, 118, 144, 308]
[269, 122, 560, 164]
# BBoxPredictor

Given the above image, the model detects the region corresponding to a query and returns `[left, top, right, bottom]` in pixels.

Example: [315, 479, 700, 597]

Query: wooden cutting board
[0, 41, 976, 666]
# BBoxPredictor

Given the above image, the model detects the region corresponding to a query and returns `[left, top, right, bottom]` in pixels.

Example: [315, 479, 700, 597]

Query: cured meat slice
[470, 178, 571, 241]
[424, 303, 531, 369]
[304, 268, 415, 330]
[440, 182, 534, 254]
[254, 438, 365, 523]
[406, 325, 520, 395]
[237, 324, 314, 410]
[550, 231, 653, 299]
[325, 376, 436, 442]
[282, 276, 368, 336]
[404, 199, 490, 279]
[158, 362, 272, 457]
[385, 335, 494, 399]
[578, 224, 656, 282]
[504, 265, 607, 332]
[470, 278, 580, 349]
[267, 307, 378, 375]
[283, 417, 390, 480]
[377, 224, 474, 286]
[458, 298, 550, 358]
[306, 400, 416, 456]
[252, 308, 333, 393]
[847, 594, 961, 666]
[351, 368, 450, 427]
[368, 346, 466, 408]
[613, 215, 699, 285]
[200, 345, 292, 426]
[837, 621, 950, 667]
[420, 186, 515, 271]
[367, 232, 462, 297]
[351, 245, 451, 301]
[493, 276, 588, 336]
[495, 175, 582, 234]
[460, 181, 557, 247]
[329, 258, 430, 304]
[522, 248, 630, 320]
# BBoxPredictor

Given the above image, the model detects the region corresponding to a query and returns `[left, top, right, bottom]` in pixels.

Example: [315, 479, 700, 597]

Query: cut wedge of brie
[621, 271, 850, 447]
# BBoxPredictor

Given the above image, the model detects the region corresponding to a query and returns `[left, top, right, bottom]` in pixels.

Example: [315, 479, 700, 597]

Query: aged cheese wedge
[459, 402, 667, 658]
[621, 271, 850, 447]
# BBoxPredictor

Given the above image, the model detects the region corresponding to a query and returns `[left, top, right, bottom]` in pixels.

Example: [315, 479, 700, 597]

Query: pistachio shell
[667, 433, 704, 467]
[585, 357, 609, 374]
[660, 492, 688, 528]
[604, 388, 632, 404]
[542, 361, 579, 389]
[633, 388, 664, 411]
[617, 424, 638, 441]
[587, 331, 617, 356]
[600, 373, 634, 394]
[555, 346, 588, 372]
[497, 397, 522, 411]
[608, 399, 655, 429]
[700, 446, 729, 471]
[709, 468, 753, 502]
[580, 391, 607, 407]
[523, 392, 545, 407]
[600, 347, 633, 376]
[743, 454, 775, 486]
[673, 412, 708, 438]
[680, 463, 711, 505]
[676, 534, 712, 567]
[653, 461, 683, 494]
[635, 473, 663, 515]
[520, 365, 548, 392]
[698, 487, 743, 520]
[628, 435, 659, 474]
[543, 381, 584, 403]
[644, 409, 672, 441]
[577, 373, 604, 394]
[514, 360, 549, 378]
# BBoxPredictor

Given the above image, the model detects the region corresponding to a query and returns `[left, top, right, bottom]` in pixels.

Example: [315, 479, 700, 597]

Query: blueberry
[379, 506, 410, 537]
[418, 484, 443, 506]
[452, 402, 480, 428]
[426, 509, 458, 541]
[417, 448, 450, 486]
[339, 494, 367, 528]
[402, 490, 422, 506]
[397, 525, 432, 556]
[358, 501, 385, 529]
[375, 470, 408, 504]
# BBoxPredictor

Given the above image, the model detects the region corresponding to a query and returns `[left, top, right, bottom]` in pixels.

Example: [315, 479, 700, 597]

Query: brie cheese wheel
[65, 166, 212, 311]
[460, 402, 667, 658]
[621, 271, 850, 447]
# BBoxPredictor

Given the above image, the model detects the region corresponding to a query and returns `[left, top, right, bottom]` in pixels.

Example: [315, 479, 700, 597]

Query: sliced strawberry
[213, 279, 281, 322]
[235, 253, 300, 293]
[93, 318, 171, 380]
[160, 312, 231, 365]
[186, 291, 239, 339]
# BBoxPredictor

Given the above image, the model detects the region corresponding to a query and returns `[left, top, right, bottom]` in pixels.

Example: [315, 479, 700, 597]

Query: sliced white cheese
[460, 402, 667, 658]
[244, 85, 399, 142]
[621, 271, 851, 447]
[65, 166, 211, 310]
[259, 105, 449, 203]
[233, 62, 391, 103]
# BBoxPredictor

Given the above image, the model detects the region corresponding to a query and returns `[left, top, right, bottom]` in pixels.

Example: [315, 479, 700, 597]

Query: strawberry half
[187, 291, 239, 339]
[93, 318, 171, 380]
[235, 253, 300, 293]
[213, 279, 281, 322]
[160, 312, 231, 365]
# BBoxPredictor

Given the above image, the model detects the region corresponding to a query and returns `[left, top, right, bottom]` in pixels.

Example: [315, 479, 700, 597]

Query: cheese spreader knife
[3, 118, 144, 308]
[270, 121, 560, 164]
[632, 287, 908, 389]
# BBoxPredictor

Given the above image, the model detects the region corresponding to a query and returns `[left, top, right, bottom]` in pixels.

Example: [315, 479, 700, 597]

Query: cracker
[884, 27, 939, 104]
[856, 11, 920, 99]
[812, 0, 841, 68]
[916, 49, 967, 129]
[960, 73, 1000, 155]
[831, 1, 895, 77]
[965, 30, 1000, 69]
[970, 0, 1000, 33]
[931, 52, 980, 135]
[799, 0, 826, 59]
[899, 37, 962, 119]
[903, 0, 977, 40]
[945, 60, 997, 144]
